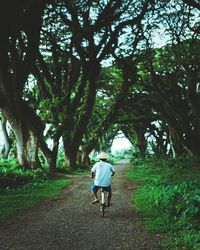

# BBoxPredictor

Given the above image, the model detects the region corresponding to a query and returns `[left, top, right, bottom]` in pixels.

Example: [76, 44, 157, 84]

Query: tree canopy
[0, 0, 200, 169]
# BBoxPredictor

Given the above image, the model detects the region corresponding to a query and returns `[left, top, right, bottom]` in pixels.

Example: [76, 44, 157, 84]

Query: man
[90, 152, 115, 207]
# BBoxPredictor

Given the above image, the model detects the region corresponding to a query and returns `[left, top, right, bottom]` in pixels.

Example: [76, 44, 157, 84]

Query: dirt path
[0, 163, 163, 250]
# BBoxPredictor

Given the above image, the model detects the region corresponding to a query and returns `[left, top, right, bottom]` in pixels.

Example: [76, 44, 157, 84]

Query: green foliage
[0, 179, 70, 220]
[89, 155, 113, 165]
[56, 146, 66, 168]
[127, 157, 200, 249]
[0, 159, 47, 188]
[164, 230, 200, 250]
[112, 148, 133, 161]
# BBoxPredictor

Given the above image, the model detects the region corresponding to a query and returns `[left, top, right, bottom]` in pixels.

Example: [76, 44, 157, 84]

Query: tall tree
[0, 1, 47, 168]
[31, 0, 153, 168]
[136, 40, 200, 156]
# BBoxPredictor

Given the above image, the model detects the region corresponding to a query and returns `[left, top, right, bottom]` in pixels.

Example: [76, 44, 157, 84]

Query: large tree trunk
[136, 133, 147, 157]
[61, 62, 100, 169]
[63, 137, 78, 169]
[50, 140, 59, 172]
[67, 148, 78, 169]
[81, 152, 90, 167]
[13, 122, 40, 169]
[168, 126, 186, 157]
[39, 138, 56, 171]
[80, 147, 93, 167]
[2, 103, 43, 169]
[0, 112, 12, 159]
[79, 140, 98, 167]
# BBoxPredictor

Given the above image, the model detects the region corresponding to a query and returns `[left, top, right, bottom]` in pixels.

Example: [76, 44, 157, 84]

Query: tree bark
[2, 101, 45, 169]
[10, 120, 40, 169]
[0, 112, 12, 159]
[68, 149, 78, 169]
[39, 138, 55, 171]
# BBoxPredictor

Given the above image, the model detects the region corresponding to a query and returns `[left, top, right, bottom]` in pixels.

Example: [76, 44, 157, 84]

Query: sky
[111, 134, 132, 153]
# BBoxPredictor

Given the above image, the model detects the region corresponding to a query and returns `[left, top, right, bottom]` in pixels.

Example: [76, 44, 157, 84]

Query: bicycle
[99, 187, 111, 217]
[99, 187, 108, 217]
[91, 185, 110, 217]
[91, 174, 114, 218]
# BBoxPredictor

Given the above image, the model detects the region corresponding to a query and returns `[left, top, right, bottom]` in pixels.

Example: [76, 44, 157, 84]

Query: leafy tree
[31, 0, 153, 168]
[79, 65, 124, 165]
[0, 1, 47, 168]
[116, 89, 157, 156]
[181, 0, 200, 10]
[136, 39, 200, 156]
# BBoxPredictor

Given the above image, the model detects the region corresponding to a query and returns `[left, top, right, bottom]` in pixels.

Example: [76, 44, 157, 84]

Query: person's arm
[111, 165, 115, 176]
[91, 171, 95, 179]
[91, 164, 97, 179]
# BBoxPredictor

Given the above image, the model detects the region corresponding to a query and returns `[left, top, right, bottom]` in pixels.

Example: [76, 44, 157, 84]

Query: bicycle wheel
[100, 203, 105, 217]
[100, 190, 105, 217]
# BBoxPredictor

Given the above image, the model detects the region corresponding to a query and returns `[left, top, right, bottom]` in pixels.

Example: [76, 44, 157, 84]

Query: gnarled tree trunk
[0, 112, 12, 159]
[11, 120, 40, 169]
[2, 103, 43, 169]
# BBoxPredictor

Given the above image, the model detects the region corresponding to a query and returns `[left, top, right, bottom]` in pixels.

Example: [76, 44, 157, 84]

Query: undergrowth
[0, 179, 70, 220]
[0, 159, 70, 220]
[0, 159, 48, 188]
[127, 157, 200, 250]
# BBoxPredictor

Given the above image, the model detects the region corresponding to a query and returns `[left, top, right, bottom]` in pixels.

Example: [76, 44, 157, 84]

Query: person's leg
[92, 186, 99, 203]
[107, 190, 112, 207]
[93, 190, 98, 200]
[105, 185, 112, 207]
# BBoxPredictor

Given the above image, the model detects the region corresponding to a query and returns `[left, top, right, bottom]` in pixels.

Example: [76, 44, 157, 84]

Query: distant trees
[116, 0, 200, 158]
[123, 38, 200, 157]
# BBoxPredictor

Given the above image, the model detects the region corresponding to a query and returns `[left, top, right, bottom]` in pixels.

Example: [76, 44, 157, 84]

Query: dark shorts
[90, 183, 112, 192]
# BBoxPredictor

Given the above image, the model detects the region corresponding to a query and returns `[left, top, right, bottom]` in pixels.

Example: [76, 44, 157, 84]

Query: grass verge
[0, 179, 70, 220]
[127, 157, 200, 250]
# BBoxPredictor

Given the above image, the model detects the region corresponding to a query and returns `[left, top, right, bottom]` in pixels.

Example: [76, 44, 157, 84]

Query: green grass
[164, 230, 200, 250]
[127, 157, 200, 250]
[0, 179, 70, 220]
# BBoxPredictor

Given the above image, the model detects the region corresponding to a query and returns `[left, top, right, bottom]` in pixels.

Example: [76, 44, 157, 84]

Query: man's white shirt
[91, 160, 115, 187]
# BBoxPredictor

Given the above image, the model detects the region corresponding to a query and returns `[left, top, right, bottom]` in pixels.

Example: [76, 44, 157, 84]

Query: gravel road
[0, 163, 163, 250]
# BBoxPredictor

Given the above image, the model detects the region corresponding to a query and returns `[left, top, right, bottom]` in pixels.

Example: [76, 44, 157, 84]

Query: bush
[0, 159, 47, 189]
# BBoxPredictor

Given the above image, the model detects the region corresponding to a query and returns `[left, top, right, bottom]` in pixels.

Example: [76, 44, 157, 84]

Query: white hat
[97, 152, 109, 159]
